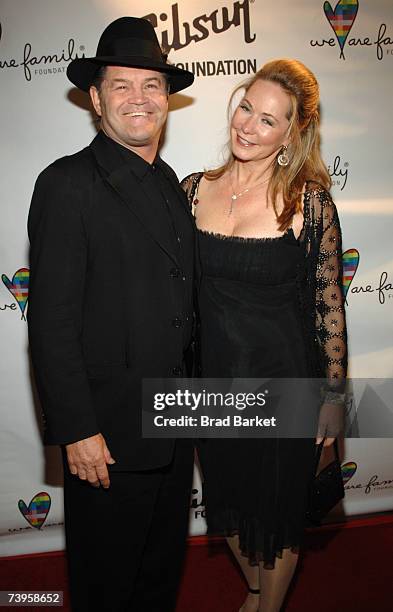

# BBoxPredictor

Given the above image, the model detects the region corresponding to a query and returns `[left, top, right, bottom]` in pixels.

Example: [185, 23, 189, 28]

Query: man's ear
[89, 86, 102, 117]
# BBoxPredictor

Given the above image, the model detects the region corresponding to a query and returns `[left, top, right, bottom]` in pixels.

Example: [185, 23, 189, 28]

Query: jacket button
[170, 268, 181, 278]
[172, 366, 182, 376]
[172, 317, 182, 328]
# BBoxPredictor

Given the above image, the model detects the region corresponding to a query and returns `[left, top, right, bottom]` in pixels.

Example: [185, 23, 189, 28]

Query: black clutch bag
[306, 438, 345, 526]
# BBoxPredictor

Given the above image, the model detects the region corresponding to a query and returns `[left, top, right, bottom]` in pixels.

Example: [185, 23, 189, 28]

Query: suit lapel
[90, 133, 180, 266]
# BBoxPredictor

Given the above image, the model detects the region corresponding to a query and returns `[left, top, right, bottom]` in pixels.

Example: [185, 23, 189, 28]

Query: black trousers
[62, 440, 194, 612]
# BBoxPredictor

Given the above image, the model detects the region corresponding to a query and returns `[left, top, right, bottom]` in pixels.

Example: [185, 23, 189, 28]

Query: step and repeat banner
[1, 0, 392, 556]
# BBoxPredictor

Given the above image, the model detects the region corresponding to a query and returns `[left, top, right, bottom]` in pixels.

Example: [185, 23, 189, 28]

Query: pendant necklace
[228, 174, 271, 215]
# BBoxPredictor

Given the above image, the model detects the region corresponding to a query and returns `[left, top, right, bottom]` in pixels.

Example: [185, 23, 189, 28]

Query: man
[27, 17, 195, 612]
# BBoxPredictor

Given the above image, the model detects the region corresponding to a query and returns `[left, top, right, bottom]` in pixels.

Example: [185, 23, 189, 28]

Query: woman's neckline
[192, 173, 315, 243]
[197, 226, 298, 243]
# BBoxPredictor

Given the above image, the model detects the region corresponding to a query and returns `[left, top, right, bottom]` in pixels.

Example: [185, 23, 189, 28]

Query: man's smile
[123, 111, 150, 117]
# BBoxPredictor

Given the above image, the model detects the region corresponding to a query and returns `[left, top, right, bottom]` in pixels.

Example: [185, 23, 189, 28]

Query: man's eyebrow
[108, 76, 164, 84]
[144, 76, 166, 85]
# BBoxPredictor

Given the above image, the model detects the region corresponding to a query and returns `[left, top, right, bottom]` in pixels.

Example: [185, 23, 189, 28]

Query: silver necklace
[228, 174, 270, 215]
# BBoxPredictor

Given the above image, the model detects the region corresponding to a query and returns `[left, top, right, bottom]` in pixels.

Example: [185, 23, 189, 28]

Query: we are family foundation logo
[18, 492, 51, 530]
[310, 0, 393, 60]
[1, 267, 29, 320]
[328, 155, 350, 191]
[9, 491, 64, 535]
[342, 462, 393, 495]
[342, 251, 393, 305]
[0, 21, 85, 81]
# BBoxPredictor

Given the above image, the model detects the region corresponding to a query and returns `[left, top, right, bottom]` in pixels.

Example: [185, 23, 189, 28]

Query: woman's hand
[315, 435, 335, 447]
[316, 401, 344, 446]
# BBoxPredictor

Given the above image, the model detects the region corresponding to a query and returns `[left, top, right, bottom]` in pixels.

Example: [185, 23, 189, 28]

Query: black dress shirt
[103, 133, 194, 351]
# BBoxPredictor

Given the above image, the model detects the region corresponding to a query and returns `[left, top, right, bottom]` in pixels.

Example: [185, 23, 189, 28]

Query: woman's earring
[277, 145, 289, 167]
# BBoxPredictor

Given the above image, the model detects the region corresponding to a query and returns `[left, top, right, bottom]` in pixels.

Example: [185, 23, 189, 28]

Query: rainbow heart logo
[18, 492, 51, 529]
[342, 248, 359, 302]
[324, 0, 359, 59]
[341, 461, 357, 485]
[1, 267, 29, 320]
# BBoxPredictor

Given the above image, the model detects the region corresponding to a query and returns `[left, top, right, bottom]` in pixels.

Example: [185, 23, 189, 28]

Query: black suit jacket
[27, 131, 195, 470]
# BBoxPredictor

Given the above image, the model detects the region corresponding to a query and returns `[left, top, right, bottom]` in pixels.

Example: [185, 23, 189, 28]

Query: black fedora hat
[67, 16, 194, 94]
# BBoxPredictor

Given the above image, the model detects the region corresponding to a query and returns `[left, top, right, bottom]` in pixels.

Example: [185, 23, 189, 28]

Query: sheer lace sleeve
[306, 187, 348, 438]
[311, 187, 348, 391]
[180, 172, 203, 215]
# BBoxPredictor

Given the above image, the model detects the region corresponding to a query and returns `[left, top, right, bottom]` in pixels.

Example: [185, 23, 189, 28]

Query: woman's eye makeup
[239, 102, 274, 127]
[239, 102, 251, 112]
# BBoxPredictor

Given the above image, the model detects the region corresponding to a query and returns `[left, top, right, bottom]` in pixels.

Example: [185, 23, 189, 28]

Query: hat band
[103, 37, 165, 62]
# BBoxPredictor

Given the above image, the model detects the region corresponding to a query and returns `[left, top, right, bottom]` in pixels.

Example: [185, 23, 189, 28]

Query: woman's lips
[236, 134, 255, 147]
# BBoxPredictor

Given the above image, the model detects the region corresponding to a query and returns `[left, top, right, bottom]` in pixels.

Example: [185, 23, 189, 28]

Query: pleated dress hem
[206, 507, 305, 569]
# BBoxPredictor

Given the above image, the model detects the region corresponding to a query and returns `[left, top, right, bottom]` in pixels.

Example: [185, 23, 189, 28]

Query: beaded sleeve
[180, 172, 203, 214]
[306, 187, 347, 394]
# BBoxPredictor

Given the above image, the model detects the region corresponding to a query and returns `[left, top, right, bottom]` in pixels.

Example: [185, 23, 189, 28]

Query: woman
[182, 59, 347, 612]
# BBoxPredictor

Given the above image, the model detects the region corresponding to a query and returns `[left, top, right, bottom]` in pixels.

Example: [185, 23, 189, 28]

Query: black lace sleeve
[180, 172, 203, 214]
[310, 187, 348, 394]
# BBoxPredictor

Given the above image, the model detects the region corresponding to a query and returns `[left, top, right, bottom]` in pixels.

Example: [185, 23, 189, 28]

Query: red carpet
[1, 513, 393, 611]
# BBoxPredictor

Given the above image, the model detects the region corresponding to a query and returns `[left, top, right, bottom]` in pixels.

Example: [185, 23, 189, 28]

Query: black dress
[181, 173, 347, 568]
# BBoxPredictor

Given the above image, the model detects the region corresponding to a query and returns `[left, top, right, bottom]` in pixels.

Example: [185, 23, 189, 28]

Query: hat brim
[67, 56, 194, 94]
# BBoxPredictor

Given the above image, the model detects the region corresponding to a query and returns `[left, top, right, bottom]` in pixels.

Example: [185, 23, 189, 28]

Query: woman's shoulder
[304, 179, 331, 200]
[180, 171, 203, 192]
[304, 180, 337, 217]
[180, 172, 204, 207]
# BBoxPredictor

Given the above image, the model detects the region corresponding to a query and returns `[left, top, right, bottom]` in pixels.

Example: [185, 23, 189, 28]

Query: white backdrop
[1, 0, 392, 557]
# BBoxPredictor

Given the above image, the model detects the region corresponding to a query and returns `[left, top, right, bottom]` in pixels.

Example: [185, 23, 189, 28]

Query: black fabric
[181, 172, 347, 568]
[113, 136, 194, 349]
[63, 440, 194, 612]
[196, 228, 316, 568]
[306, 438, 345, 526]
[27, 131, 195, 470]
[106, 37, 163, 60]
[198, 229, 308, 378]
[66, 17, 194, 93]
[181, 172, 347, 391]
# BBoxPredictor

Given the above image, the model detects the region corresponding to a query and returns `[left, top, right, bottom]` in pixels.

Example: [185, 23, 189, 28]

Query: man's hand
[66, 433, 116, 489]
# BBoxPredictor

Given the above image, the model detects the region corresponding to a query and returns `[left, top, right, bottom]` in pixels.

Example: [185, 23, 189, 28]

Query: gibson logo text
[143, 0, 255, 54]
